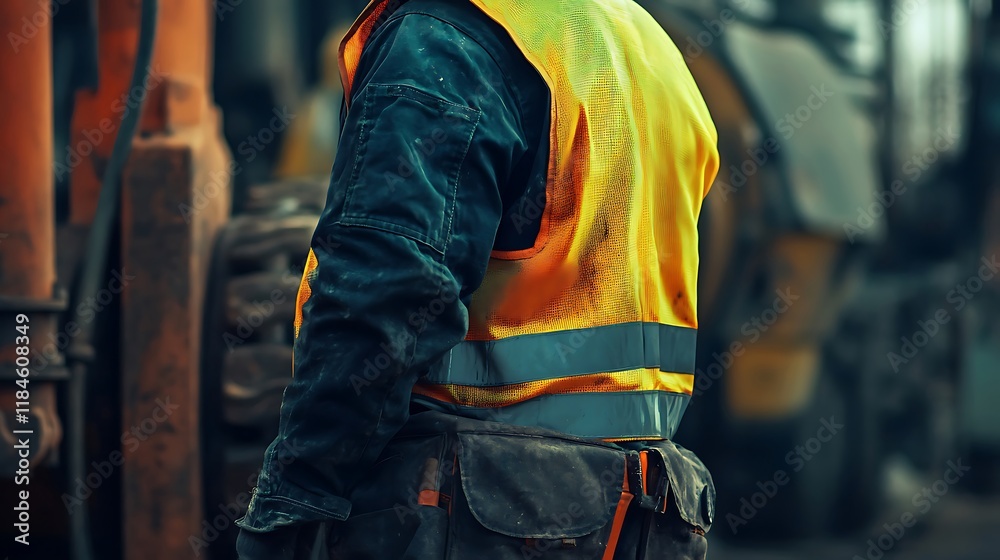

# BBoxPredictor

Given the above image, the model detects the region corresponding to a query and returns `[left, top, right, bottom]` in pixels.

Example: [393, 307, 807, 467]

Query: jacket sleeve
[236, 11, 528, 540]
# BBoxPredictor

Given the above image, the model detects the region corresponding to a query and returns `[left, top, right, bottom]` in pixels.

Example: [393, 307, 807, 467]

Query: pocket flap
[458, 433, 624, 539]
[647, 440, 716, 532]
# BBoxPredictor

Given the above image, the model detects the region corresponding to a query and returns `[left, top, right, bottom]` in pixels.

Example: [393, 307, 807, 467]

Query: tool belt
[313, 411, 715, 560]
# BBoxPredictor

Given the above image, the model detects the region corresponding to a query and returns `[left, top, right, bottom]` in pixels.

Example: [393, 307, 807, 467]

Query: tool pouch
[325, 411, 714, 560]
[630, 440, 715, 559]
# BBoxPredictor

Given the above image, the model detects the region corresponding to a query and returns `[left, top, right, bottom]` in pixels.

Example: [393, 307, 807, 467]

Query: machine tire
[200, 177, 326, 560]
[710, 367, 849, 542]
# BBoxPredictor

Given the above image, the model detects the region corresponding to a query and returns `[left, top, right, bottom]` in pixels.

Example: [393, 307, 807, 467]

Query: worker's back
[342, 0, 719, 441]
[239, 2, 719, 558]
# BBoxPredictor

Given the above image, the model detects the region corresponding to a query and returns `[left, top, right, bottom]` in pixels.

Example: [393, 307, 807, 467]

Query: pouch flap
[458, 433, 624, 539]
[647, 440, 716, 532]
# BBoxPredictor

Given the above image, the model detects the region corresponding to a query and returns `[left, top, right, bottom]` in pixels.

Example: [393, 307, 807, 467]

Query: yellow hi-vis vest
[340, 0, 719, 440]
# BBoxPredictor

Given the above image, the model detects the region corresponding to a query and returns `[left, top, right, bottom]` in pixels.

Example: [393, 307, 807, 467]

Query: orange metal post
[0, 0, 63, 470]
[67, 0, 142, 226]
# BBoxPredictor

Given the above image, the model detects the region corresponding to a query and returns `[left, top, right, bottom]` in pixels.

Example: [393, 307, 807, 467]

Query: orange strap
[417, 489, 440, 507]
[639, 451, 650, 495]
[418, 458, 442, 507]
[602, 468, 634, 560]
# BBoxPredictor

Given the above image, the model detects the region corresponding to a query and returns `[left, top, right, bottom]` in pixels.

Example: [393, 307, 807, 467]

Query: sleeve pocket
[336, 84, 482, 255]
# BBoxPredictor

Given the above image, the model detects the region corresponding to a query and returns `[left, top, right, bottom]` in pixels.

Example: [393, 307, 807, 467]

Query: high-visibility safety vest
[340, 0, 719, 441]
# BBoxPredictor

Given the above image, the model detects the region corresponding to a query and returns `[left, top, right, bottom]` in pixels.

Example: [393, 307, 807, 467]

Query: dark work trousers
[284, 411, 716, 559]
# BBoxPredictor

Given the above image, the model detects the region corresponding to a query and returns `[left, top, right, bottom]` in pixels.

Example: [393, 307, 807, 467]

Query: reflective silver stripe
[426, 322, 696, 386]
[412, 390, 691, 440]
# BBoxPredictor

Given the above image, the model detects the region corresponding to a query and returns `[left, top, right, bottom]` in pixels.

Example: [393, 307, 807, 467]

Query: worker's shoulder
[387, 0, 495, 30]
[381, 0, 528, 72]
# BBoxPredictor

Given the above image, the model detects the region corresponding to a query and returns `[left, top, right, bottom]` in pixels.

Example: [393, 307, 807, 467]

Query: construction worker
[236, 0, 720, 558]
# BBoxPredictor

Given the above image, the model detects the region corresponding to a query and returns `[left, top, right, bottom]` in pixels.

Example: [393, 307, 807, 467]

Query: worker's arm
[236, 8, 529, 547]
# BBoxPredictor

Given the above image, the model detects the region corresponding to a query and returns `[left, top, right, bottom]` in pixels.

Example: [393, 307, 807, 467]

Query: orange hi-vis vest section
[338, 0, 719, 440]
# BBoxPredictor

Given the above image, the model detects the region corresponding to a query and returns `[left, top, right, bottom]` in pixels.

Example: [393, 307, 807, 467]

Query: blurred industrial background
[0, 0, 998, 558]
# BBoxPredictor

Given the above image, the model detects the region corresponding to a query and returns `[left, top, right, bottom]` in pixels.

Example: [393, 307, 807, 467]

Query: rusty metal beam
[121, 127, 230, 560]
[119, 1, 231, 558]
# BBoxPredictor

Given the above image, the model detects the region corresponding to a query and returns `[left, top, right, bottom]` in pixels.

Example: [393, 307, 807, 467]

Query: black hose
[65, 2, 158, 559]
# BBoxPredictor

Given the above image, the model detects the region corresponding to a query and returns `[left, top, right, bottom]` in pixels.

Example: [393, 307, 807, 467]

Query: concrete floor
[708, 493, 1000, 560]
